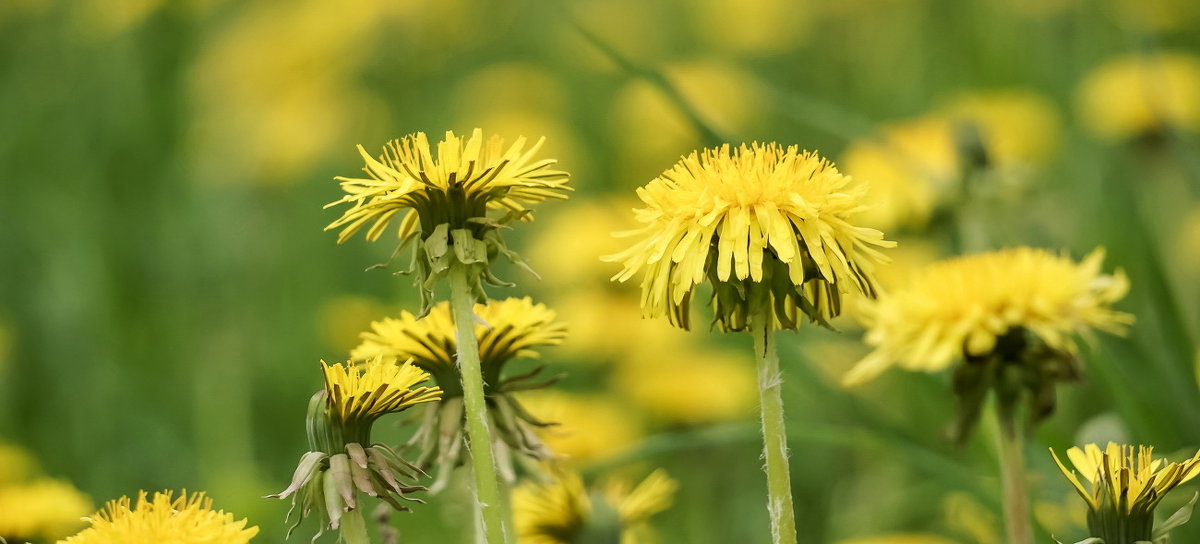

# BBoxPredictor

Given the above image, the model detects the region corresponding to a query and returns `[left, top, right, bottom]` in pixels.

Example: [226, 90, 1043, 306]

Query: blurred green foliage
[1, 0, 1199, 542]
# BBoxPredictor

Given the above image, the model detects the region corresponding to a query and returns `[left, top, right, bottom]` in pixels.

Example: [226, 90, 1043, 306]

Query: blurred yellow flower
[519, 392, 642, 463]
[547, 290, 689, 361]
[1076, 52, 1200, 141]
[845, 247, 1131, 385]
[1052, 443, 1200, 514]
[607, 143, 893, 331]
[513, 465, 677, 544]
[0, 479, 91, 541]
[665, 60, 768, 138]
[316, 294, 389, 355]
[943, 492, 1000, 544]
[692, 0, 814, 55]
[613, 346, 756, 425]
[0, 443, 35, 485]
[59, 490, 257, 544]
[322, 357, 441, 424]
[528, 201, 633, 291]
[187, 0, 390, 183]
[941, 90, 1062, 165]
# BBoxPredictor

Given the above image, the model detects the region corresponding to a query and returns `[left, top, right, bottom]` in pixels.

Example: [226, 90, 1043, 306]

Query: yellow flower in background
[607, 143, 893, 331]
[315, 294, 390, 355]
[59, 490, 257, 544]
[0, 479, 91, 541]
[943, 492, 1000, 544]
[845, 247, 1131, 385]
[941, 90, 1062, 165]
[548, 290, 689, 361]
[839, 125, 945, 232]
[692, 0, 814, 55]
[519, 392, 642, 463]
[0, 442, 35, 485]
[513, 465, 677, 544]
[613, 346, 756, 425]
[326, 129, 571, 243]
[665, 61, 768, 137]
[321, 357, 441, 424]
[1076, 52, 1200, 141]
[1052, 443, 1200, 514]
[528, 202, 633, 291]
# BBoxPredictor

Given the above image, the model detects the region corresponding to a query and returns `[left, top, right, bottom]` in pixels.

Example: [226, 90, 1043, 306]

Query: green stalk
[749, 284, 798, 544]
[994, 411, 1033, 544]
[341, 507, 370, 544]
[449, 265, 511, 544]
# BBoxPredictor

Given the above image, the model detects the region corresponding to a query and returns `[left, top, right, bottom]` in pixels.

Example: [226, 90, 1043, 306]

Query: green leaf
[1153, 492, 1199, 541]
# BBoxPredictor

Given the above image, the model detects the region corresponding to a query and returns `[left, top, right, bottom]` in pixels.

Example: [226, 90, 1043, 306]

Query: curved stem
[340, 507, 370, 544]
[449, 265, 511, 544]
[749, 284, 797, 544]
[995, 411, 1033, 544]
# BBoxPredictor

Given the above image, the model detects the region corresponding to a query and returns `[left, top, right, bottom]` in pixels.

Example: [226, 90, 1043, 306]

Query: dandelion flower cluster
[351, 298, 567, 486]
[845, 247, 1131, 385]
[513, 466, 677, 544]
[607, 142, 893, 331]
[59, 490, 258, 544]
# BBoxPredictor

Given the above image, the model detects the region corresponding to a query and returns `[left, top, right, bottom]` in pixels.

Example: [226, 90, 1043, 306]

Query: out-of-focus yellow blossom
[1076, 52, 1200, 141]
[845, 247, 1131, 385]
[1033, 492, 1088, 538]
[607, 143, 893, 331]
[840, 116, 957, 232]
[557, 0, 672, 73]
[835, 535, 957, 544]
[316, 294, 389, 354]
[0, 479, 91, 541]
[608, 61, 767, 184]
[613, 347, 755, 425]
[519, 392, 642, 463]
[528, 201, 633, 290]
[692, 0, 814, 55]
[841, 238, 941, 330]
[941, 90, 1062, 165]
[549, 290, 689, 361]
[0, 443, 35, 485]
[943, 492, 1000, 544]
[513, 465, 677, 544]
[59, 490, 257, 544]
[187, 0, 389, 184]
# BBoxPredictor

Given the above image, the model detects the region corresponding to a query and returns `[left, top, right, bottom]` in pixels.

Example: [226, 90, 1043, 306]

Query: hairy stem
[749, 284, 797, 544]
[449, 266, 511, 544]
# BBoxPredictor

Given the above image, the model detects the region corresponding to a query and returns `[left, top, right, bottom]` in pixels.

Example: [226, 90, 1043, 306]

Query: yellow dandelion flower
[326, 128, 570, 243]
[845, 247, 1131, 386]
[351, 297, 566, 486]
[325, 129, 571, 312]
[1076, 52, 1200, 141]
[614, 346, 756, 425]
[59, 490, 257, 544]
[606, 143, 894, 331]
[352, 297, 566, 384]
[940, 90, 1061, 165]
[321, 356, 442, 425]
[0, 443, 36, 485]
[514, 466, 677, 544]
[1051, 443, 1200, 541]
[0, 479, 91, 541]
[519, 392, 642, 463]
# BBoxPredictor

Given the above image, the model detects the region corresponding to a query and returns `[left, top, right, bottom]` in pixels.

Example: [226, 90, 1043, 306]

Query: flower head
[845, 247, 1131, 385]
[1052, 443, 1200, 541]
[1076, 52, 1200, 141]
[325, 129, 571, 313]
[0, 479, 91, 541]
[271, 358, 440, 537]
[513, 465, 677, 544]
[59, 490, 257, 544]
[606, 143, 894, 331]
[352, 298, 566, 488]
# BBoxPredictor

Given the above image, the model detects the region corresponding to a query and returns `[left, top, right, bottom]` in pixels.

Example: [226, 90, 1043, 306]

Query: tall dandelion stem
[449, 265, 510, 544]
[995, 411, 1033, 544]
[749, 283, 797, 544]
[341, 508, 370, 544]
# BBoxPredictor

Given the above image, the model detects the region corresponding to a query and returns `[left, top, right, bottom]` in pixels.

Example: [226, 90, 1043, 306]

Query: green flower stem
[749, 284, 797, 544]
[341, 507, 370, 544]
[449, 265, 511, 544]
[994, 411, 1033, 544]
